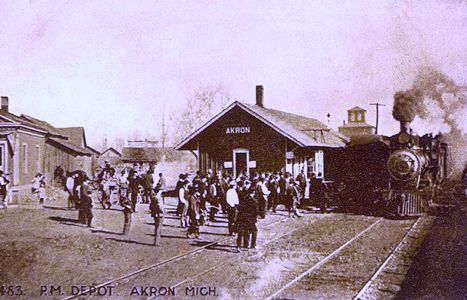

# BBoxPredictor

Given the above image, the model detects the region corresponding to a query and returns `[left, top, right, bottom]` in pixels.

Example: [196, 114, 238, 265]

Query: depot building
[175, 86, 348, 180]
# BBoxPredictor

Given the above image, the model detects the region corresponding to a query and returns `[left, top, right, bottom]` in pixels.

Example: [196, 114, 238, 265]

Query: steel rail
[264, 217, 385, 300]
[353, 217, 421, 300]
[146, 217, 306, 300]
[61, 216, 286, 300]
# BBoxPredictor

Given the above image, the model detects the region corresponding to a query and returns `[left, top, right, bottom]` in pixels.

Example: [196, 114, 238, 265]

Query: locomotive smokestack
[400, 121, 410, 133]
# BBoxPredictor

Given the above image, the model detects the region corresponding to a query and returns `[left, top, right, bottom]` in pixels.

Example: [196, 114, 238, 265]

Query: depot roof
[175, 101, 348, 151]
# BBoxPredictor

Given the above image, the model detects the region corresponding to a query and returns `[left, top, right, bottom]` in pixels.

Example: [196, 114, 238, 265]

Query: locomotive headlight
[395, 157, 413, 174]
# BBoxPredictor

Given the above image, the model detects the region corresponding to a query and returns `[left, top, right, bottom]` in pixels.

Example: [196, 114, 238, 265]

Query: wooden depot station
[176, 86, 348, 183]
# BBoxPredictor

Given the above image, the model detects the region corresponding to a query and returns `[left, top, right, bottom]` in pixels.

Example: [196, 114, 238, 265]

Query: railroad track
[61, 215, 288, 300]
[353, 217, 422, 300]
[264, 217, 420, 300]
[145, 219, 307, 300]
[143, 215, 393, 300]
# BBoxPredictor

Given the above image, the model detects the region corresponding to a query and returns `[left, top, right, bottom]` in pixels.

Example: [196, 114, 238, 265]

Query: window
[315, 150, 324, 178]
[22, 143, 28, 174]
[36, 145, 41, 172]
[350, 112, 356, 122]
[0, 145, 3, 168]
[307, 157, 314, 179]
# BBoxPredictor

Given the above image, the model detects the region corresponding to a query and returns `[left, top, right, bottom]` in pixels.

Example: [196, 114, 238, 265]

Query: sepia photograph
[0, 1, 465, 299]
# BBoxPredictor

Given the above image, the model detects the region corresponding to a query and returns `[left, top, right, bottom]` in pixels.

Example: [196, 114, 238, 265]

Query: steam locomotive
[330, 120, 448, 217]
[385, 121, 448, 216]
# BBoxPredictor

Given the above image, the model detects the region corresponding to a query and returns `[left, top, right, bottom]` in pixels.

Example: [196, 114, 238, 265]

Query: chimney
[1, 96, 8, 112]
[256, 85, 264, 107]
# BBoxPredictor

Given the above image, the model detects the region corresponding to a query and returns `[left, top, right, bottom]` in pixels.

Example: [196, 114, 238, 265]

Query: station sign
[286, 152, 294, 159]
[224, 161, 233, 168]
[225, 127, 250, 134]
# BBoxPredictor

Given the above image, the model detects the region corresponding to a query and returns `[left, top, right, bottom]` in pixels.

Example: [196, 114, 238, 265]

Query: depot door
[233, 148, 249, 178]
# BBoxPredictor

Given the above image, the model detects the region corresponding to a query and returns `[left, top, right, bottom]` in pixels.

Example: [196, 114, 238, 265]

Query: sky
[0, 0, 465, 147]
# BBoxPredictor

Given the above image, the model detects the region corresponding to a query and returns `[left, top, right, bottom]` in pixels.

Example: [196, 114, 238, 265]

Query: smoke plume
[393, 66, 467, 176]
[392, 90, 420, 122]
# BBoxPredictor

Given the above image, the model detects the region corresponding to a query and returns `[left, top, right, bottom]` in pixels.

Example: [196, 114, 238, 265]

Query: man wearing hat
[236, 187, 259, 251]
[178, 180, 190, 228]
[267, 174, 279, 213]
[98, 160, 116, 209]
[150, 190, 165, 246]
[175, 173, 187, 216]
[226, 181, 239, 235]
[257, 177, 270, 218]
[187, 184, 201, 239]
[76, 173, 90, 223]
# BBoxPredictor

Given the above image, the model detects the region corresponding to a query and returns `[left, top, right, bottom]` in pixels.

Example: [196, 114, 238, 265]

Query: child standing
[31, 173, 41, 201]
[38, 175, 47, 205]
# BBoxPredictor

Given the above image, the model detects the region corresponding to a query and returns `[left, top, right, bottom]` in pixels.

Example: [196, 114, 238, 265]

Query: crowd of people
[61, 161, 328, 251]
[7, 159, 329, 251]
[174, 169, 325, 252]
[63, 160, 167, 245]
[95, 161, 167, 210]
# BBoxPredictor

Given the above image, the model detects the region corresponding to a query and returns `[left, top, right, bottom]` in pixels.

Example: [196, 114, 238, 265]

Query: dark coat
[149, 197, 164, 218]
[188, 193, 201, 220]
[238, 195, 258, 225]
[81, 194, 93, 209]
[141, 174, 154, 190]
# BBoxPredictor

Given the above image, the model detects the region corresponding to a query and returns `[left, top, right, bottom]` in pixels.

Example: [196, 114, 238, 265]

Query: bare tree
[172, 85, 233, 146]
[160, 104, 168, 149]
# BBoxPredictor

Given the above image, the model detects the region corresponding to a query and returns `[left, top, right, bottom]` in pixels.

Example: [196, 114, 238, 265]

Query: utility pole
[370, 102, 386, 134]
[161, 114, 166, 149]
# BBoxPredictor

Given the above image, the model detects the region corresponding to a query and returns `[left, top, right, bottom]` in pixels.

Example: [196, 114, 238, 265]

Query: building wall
[90, 153, 99, 176]
[0, 126, 93, 203]
[72, 155, 92, 177]
[45, 143, 75, 178]
[4, 134, 92, 204]
[197, 106, 297, 175]
[5, 131, 47, 204]
[16, 131, 46, 185]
